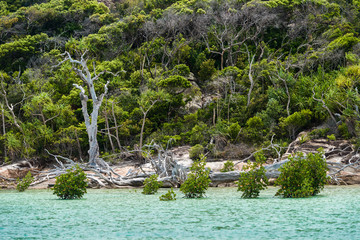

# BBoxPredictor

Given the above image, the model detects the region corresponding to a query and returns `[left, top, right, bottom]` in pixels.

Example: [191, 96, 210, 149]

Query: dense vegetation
[1, 0, 360, 165]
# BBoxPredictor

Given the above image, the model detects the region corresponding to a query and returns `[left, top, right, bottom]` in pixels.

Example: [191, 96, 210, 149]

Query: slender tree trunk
[104, 106, 115, 153]
[283, 79, 291, 117]
[2, 107, 6, 160]
[111, 101, 121, 149]
[227, 95, 231, 123]
[74, 128, 82, 161]
[139, 110, 148, 151]
[213, 108, 216, 126]
[247, 53, 256, 107]
[220, 51, 225, 70]
[139, 100, 158, 151]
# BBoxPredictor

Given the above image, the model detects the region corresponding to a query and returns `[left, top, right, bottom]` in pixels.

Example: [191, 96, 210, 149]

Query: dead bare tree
[57, 51, 112, 167]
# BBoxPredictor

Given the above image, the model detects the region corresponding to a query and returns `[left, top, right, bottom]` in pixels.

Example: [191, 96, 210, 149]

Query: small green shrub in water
[237, 152, 268, 198]
[180, 155, 211, 198]
[275, 149, 329, 198]
[159, 188, 176, 201]
[16, 171, 34, 192]
[53, 165, 87, 200]
[220, 160, 235, 172]
[142, 174, 163, 194]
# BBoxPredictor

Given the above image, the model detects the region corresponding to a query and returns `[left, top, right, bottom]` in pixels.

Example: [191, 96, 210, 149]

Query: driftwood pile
[1, 134, 360, 189]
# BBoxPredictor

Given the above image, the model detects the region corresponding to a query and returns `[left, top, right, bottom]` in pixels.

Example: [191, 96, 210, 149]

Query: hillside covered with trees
[1, 0, 360, 165]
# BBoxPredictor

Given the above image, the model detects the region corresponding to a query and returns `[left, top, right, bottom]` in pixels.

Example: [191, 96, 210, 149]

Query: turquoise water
[0, 186, 359, 239]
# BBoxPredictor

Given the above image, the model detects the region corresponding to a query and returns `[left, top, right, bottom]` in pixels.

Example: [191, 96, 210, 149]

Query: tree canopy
[1, 0, 360, 164]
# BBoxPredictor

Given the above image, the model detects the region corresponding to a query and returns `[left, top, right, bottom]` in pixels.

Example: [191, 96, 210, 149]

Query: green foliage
[338, 122, 351, 139]
[16, 171, 33, 192]
[227, 122, 241, 143]
[327, 134, 336, 141]
[188, 122, 210, 146]
[327, 33, 360, 51]
[309, 128, 330, 139]
[275, 150, 329, 198]
[237, 152, 268, 198]
[159, 187, 176, 201]
[142, 174, 163, 194]
[198, 59, 216, 83]
[0, 2, 9, 15]
[189, 144, 204, 160]
[0, 33, 48, 71]
[157, 75, 191, 93]
[53, 165, 87, 200]
[2, 0, 360, 166]
[220, 160, 235, 172]
[299, 134, 310, 144]
[243, 116, 266, 143]
[180, 155, 211, 198]
[279, 110, 312, 139]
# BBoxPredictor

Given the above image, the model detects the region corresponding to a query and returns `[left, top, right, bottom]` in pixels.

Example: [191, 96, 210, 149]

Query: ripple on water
[0, 186, 360, 239]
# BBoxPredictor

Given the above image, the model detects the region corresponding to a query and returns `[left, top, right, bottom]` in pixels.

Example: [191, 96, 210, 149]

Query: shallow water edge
[1, 186, 359, 239]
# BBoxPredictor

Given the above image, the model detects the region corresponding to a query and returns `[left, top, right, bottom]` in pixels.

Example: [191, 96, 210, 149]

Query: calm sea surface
[0, 186, 359, 239]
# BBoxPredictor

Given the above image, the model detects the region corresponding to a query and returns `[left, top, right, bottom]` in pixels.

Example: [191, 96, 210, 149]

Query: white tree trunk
[60, 51, 109, 166]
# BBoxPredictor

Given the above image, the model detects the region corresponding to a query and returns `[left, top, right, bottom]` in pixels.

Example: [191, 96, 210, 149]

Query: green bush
[189, 144, 204, 160]
[338, 122, 351, 139]
[327, 134, 336, 141]
[142, 174, 163, 194]
[53, 165, 88, 200]
[198, 59, 216, 82]
[188, 122, 210, 146]
[237, 152, 268, 198]
[159, 188, 176, 201]
[275, 149, 329, 198]
[244, 116, 266, 143]
[279, 109, 312, 139]
[16, 171, 34, 192]
[220, 160, 235, 172]
[227, 122, 241, 143]
[309, 128, 330, 139]
[180, 155, 211, 198]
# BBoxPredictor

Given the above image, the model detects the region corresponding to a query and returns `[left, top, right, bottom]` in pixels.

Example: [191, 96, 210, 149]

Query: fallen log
[209, 171, 240, 185]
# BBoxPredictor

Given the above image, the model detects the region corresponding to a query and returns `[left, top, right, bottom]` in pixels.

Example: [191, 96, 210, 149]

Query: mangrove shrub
[180, 155, 211, 198]
[275, 149, 329, 198]
[16, 171, 33, 192]
[142, 174, 163, 194]
[237, 152, 268, 198]
[159, 188, 176, 201]
[53, 165, 87, 200]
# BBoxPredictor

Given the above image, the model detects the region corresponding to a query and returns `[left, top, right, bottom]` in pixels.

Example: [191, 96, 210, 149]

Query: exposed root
[31, 143, 187, 188]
